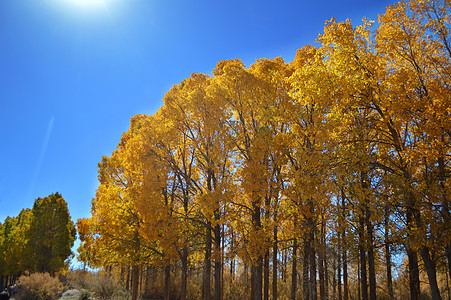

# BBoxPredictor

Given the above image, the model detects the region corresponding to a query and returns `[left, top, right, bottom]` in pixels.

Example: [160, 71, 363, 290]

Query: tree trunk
[131, 265, 139, 300]
[126, 266, 131, 291]
[204, 221, 212, 300]
[308, 198, 316, 300]
[359, 216, 368, 300]
[332, 255, 336, 300]
[406, 194, 421, 300]
[325, 255, 329, 300]
[303, 239, 310, 300]
[264, 250, 270, 300]
[360, 171, 375, 300]
[291, 239, 298, 300]
[341, 188, 348, 300]
[252, 200, 263, 300]
[164, 265, 171, 300]
[231, 230, 235, 281]
[447, 246, 451, 283]
[338, 232, 342, 300]
[256, 256, 263, 300]
[439, 155, 451, 282]
[366, 213, 376, 300]
[283, 249, 287, 282]
[421, 246, 442, 300]
[140, 266, 144, 295]
[343, 246, 348, 300]
[407, 246, 420, 300]
[144, 265, 151, 296]
[214, 222, 221, 300]
[357, 258, 361, 300]
[273, 226, 278, 300]
[384, 206, 394, 300]
[319, 217, 326, 300]
[309, 234, 317, 300]
[181, 247, 188, 300]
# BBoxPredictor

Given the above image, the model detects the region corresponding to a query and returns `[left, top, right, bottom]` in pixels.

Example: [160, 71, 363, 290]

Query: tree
[29, 193, 76, 274]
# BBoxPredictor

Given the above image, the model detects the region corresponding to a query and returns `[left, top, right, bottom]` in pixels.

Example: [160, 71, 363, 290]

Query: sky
[0, 0, 398, 259]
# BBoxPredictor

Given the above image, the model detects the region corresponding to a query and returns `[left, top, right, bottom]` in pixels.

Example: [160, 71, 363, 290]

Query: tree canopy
[0, 192, 76, 287]
[78, 0, 450, 299]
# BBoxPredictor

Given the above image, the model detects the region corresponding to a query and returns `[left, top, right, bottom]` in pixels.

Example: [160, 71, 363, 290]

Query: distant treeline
[0, 193, 76, 289]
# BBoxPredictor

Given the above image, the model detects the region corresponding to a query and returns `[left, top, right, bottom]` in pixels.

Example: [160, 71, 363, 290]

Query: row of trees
[78, 0, 450, 299]
[0, 193, 76, 289]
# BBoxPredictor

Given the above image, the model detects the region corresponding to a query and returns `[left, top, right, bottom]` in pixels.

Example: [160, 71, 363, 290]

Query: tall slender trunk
[319, 216, 326, 300]
[318, 249, 325, 300]
[338, 232, 342, 300]
[357, 257, 361, 300]
[273, 225, 278, 300]
[144, 265, 151, 296]
[231, 230, 235, 281]
[221, 224, 225, 299]
[360, 171, 375, 300]
[164, 265, 171, 300]
[251, 265, 256, 300]
[439, 155, 451, 283]
[304, 239, 310, 300]
[212, 170, 222, 300]
[359, 215, 368, 300]
[421, 247, 442, 300]
[332, 255, 336, 300]
[204, 221, 212, 300]
[214, 222, 221, 300]
[245, 263, 249, 298]
[256, 256, 264, 300]
[252, 199, 263, 300]
[181, 247, 188, 300]
[126, 266, 131, 291]
[264, 196, 270, 300]
[283, 248, 288, 282]
[406, 194, 421, 300]
[446, 246, 451, 284]
[264, 250, 270, 300]
[384, 205, 394, 300]
[131, 265, 140, 300]
[291, 239, 298, 300]
[325, 254, 329, 300]
[309, 232, 317, 300]
[407, 246, 420, 300]
[341, 188, 348, 300]
[366, 212, 376, 300]
[343, 248, 348, 300]
[307, 198, 316, 300]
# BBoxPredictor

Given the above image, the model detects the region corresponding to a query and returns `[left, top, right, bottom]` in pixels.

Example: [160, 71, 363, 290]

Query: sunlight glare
[63, 0, 108, 10]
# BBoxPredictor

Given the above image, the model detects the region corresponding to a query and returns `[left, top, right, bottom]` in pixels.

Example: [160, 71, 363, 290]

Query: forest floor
[9, 289, 86, 300]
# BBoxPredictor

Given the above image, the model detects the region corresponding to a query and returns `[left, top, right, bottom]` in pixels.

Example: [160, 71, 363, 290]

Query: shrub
[88, 271, 129, 300]
[16, 272, 65, 300]
[67, 269, 91, 290]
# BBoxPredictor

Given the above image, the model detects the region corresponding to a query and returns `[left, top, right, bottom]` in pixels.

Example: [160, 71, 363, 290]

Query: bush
[16, 272, 65, 300]
[89, 271, 126, 300]
[67, 269, 91, 290]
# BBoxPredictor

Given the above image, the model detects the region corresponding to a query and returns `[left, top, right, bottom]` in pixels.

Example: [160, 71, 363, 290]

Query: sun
[63, 0, 107, 9]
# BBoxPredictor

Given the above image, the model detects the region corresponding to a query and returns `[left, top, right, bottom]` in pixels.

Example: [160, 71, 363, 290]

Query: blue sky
[1, 0, 396, 241]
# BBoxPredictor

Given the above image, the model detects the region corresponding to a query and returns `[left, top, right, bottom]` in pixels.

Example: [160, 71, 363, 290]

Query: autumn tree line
[77, 1, 451, 299]
[0, 193, 76, 290]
